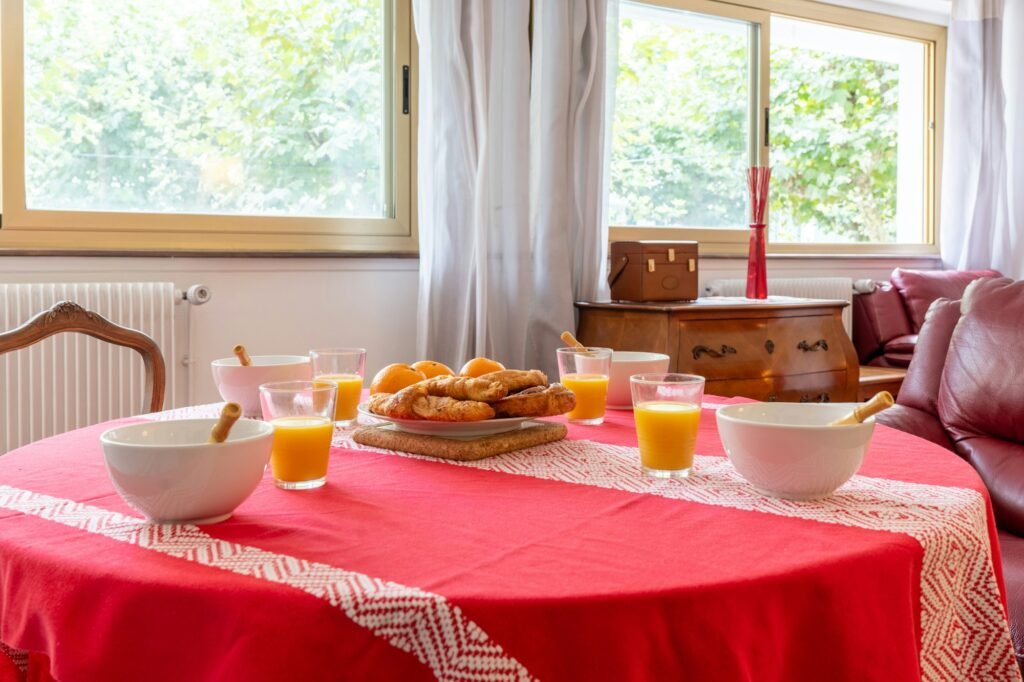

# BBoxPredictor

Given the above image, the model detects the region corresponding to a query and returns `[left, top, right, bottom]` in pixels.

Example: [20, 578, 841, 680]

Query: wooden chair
[0, 300, 166, 413]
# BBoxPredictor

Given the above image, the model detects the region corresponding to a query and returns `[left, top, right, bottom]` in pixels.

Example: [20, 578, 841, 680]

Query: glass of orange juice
[630, 373, 705, 478]
[310, 348, 366, 428]
[259, 380, 336, 490]
[556, 346, 612, 425]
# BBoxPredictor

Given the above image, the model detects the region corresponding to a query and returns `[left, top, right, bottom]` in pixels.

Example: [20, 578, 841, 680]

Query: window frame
[608, 0, 946, 256]
[0, 0, 417, 254]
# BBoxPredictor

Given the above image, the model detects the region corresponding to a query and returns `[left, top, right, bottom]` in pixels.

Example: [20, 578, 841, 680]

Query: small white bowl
[607, 351, 671, 409]
[211, 355, 312, 418]
[716, 403, 874, 501]
[100, 418, 274, 524]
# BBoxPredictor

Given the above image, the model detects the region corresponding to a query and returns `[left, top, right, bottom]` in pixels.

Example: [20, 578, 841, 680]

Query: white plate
[357, 404, 535, 439]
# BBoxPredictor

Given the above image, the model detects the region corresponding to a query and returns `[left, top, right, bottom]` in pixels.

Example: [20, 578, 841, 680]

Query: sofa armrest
[876, 404, 953, 450]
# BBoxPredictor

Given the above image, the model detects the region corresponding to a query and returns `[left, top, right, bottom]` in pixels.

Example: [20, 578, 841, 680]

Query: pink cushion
[892, 268, 1001, 332]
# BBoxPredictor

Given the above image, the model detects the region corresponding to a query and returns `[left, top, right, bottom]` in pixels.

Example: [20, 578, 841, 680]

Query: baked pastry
[422, 375, 508, 402]
[367, 384, 495, 422]
[492, 383, 576, 418]
[479, 369, 548, 394]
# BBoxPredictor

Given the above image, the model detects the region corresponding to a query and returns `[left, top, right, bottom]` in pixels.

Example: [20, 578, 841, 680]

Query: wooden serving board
[351, 422, 567, 461]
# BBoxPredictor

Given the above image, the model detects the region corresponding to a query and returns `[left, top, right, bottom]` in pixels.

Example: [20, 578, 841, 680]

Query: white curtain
[414, 0, 611, 377]
[941, 0, 1024, 279]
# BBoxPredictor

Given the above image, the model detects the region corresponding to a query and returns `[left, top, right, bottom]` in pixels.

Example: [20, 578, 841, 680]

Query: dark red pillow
[891, 268, 1001, 332]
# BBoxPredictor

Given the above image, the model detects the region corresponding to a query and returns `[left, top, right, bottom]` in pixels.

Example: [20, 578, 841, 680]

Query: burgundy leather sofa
[876, 277, 1024, 664]
[852, 268, 1001, 367]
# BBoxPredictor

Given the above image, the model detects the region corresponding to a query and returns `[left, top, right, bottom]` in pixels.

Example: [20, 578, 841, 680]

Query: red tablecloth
[0, 400, 1018, 682]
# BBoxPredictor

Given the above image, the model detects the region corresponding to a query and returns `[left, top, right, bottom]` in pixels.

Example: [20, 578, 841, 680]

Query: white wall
[0, 253, 936, 405]
[0, 256, 418, 405]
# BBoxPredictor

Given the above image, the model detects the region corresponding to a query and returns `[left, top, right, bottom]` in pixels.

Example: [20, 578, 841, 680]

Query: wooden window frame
[0, 0, 417, 254]
[608, 0, 946, 256]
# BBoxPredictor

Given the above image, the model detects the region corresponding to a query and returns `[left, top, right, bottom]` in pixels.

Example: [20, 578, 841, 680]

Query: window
[610, 3, 758, 230]
[609, 0, 944, 253]
[0, 0, 415, 252]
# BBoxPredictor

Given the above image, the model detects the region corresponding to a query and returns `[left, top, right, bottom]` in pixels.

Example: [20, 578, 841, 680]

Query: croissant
[367, 384, 495, 422]
[492, 383, 576, 418]
[478, 369, 548, 394]
[423, 376, 508, 402]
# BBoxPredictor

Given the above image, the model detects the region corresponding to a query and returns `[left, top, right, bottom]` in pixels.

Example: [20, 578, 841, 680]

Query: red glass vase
[745, 223, 767, 299]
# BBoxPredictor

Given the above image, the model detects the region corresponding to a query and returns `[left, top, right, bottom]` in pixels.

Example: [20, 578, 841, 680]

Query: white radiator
[703, 277, 854, 334]
[0, 282, 193, 454]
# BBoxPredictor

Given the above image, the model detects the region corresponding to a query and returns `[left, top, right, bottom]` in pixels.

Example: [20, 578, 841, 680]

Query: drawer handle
[692, 344, 737, 360]
[797, 339, 829, 352]
[799, 393, 831, 403]
[767, 394, 779, 402]
[765, 339, 775, 354]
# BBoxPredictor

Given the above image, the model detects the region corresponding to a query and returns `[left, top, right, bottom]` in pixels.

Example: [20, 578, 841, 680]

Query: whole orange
[459, 357, 506, 378]
[369, 363, 427, 394]
[411, 360, 455, 379]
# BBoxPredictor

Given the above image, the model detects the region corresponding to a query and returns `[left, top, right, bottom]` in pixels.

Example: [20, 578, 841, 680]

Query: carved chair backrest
[0, 300, 166, 413]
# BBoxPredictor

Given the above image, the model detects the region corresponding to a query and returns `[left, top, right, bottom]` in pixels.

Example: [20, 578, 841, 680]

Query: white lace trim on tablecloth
[0, 486, 533, 682]
[339, 432, 1021, 682]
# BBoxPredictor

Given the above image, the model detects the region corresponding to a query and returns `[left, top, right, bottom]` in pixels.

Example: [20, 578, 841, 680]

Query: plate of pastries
[358, 357, 576, 437]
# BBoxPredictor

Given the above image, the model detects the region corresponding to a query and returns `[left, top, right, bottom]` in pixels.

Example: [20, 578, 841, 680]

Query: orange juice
[316, 373, 363, 422]
[270, 416, 333, 484]
[561, 373, 609, 422]
[634, 401, 701, 473]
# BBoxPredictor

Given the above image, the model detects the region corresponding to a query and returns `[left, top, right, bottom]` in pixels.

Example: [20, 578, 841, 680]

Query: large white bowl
[211, 355, 312, 418]
[716, 403, 875, 501]
[100, 418, 274, 524]
[607, 351, 671, 408]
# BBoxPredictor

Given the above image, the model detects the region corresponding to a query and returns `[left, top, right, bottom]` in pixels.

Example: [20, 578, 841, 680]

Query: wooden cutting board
[351, 422, 567, 461]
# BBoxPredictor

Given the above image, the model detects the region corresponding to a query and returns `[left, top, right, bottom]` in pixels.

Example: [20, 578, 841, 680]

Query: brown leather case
[608, 241, 698, 302]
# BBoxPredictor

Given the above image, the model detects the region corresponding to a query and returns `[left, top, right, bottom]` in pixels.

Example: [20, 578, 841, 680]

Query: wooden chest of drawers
[575, 297, 859, 403]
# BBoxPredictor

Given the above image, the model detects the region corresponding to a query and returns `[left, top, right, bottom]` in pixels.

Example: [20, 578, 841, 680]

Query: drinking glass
[310, 348, 366, 427]
[259, 380, 336, 490]
[556, 347, 613, 425]
[630, 373, 705, 478]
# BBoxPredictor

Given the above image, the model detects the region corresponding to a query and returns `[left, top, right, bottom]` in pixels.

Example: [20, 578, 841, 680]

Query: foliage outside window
[1, 0, 415, 253]
[610, 0, 942, 252]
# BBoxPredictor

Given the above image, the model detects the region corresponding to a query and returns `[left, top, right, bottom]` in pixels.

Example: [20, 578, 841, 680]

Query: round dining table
[0, 399, 1018, 682]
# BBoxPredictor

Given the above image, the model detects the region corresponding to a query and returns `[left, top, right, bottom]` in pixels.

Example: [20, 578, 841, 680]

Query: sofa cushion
[892, 268, 1001, 332]
[852, 283, 914, 363]
[898, 299, 961, 417]
[938, 278, 1024, 533]
[939, 278, 1024, 446]
[879, 351, 914, 368]
[882, 334, 918, 355]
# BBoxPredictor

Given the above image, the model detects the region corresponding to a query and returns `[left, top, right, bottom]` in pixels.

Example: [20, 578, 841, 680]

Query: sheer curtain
[526, 0, 611, 374]
[413, 0, 532, 371]
[414, 0, 611, 376]
[941, 0, 1024, 279]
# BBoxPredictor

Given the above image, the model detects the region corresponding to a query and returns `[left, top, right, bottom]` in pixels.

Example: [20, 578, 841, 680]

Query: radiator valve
[178, 284, 212, 305]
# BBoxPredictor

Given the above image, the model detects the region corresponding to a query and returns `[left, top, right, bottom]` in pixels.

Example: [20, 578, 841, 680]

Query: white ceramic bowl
[100, 418, 274, 524]
[716, 403, 875, 501]
[211, 355, 312, 418]
[607, 351, 671, 408]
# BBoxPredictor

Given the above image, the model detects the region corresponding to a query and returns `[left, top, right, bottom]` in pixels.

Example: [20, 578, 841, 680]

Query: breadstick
[560, 331, 587, 351]
[209, 402, 242, 443]
[233, 344, 252, 366]
[829, 391, 894, 426]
